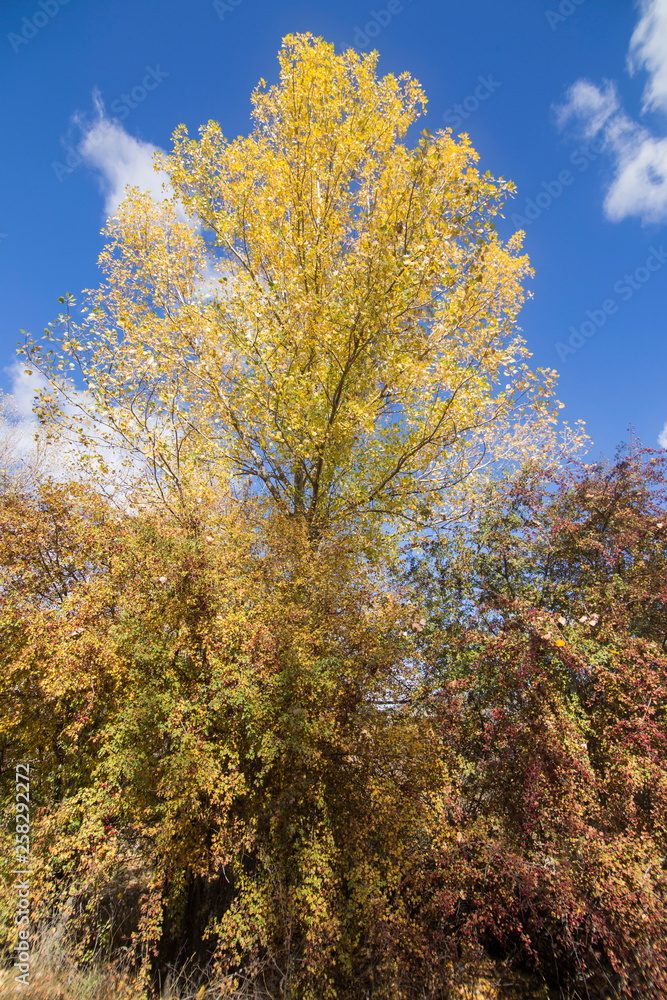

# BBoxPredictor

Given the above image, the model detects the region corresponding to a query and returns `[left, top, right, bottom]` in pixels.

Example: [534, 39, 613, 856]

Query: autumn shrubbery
[0, 446, 666, 999]
[0, 483, 443, 998]
[405, 444, 667, 998]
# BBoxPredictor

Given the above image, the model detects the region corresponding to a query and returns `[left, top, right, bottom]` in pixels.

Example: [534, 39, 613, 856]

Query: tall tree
[24, 34, 582, 541]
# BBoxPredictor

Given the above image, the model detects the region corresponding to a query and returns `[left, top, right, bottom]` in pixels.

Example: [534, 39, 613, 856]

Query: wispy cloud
[556, 0, 667, 225]
[629, 0, 667, 113]
[0, 361, 77, 482]
[71, 91, 169, 217]
[71, 105, 237, 295]
[0, 361, 150, 491]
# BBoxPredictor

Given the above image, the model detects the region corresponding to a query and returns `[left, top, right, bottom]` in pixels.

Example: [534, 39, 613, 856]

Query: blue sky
[1, 0, 666, 462]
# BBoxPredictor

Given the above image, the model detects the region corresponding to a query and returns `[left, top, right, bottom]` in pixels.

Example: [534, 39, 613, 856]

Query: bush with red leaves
[407, 443, 667, 998]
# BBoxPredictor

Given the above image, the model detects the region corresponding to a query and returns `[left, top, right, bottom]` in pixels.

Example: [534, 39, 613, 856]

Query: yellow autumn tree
[25, 33, 581, 541]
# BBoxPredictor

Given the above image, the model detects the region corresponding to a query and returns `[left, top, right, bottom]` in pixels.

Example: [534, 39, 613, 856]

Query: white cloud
[557, 0, 667, 225]
[629, 0, 667, 114]
[556, 79, 620, 137]
[74, 91, 169, 218]
[659, 421, 667, 448]
[0, 362, 76, 483]
[0, 361, 149, 492]
[69, 106, 235, 305]
[604, 128, 667, 223]
[75, 102, 223, 299]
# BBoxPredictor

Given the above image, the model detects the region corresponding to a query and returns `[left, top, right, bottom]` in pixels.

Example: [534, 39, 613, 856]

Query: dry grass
[0, 963, 137, 1000]
[0, 930, 581, 1000]
[0, 961, 553, 1000]
[0, 917, 138, 1000]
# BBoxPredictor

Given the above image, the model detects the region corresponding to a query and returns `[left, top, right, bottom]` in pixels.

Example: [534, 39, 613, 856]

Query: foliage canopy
[25, 33, 581, 541]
